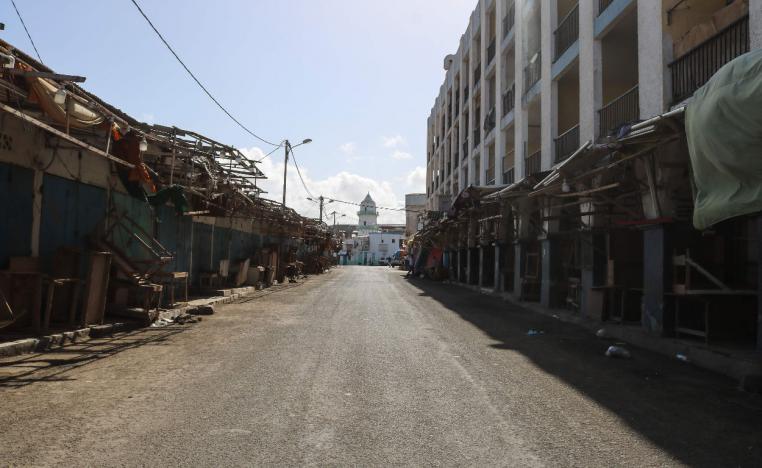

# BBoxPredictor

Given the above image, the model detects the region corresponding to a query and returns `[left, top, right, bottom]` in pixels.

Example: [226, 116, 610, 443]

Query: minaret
[357, 193, 379, 235]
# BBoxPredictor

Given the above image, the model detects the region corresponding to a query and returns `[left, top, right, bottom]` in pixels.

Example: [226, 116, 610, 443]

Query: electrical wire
[10, 0, 43, 63]
[256, 142, 284, 162]
[287, 144, 315, 199]
[128, 0, 279, 147]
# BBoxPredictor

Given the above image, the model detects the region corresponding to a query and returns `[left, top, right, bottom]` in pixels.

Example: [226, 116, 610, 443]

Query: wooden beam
[0, 102, 134, 168]
[4, 69, 86, 83]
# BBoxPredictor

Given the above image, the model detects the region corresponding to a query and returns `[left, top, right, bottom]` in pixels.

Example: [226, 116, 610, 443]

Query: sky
[1, 0, 475, 224]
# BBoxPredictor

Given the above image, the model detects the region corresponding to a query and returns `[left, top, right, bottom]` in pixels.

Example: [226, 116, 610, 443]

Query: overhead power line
[10, 0, 43, 63]
[128, 0, 279, 147]
[288, 145, 315, 199]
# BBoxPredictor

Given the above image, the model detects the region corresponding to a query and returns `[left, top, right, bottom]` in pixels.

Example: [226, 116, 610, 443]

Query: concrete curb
[443, 280, 762, 385]
[0, 283, 270, 359]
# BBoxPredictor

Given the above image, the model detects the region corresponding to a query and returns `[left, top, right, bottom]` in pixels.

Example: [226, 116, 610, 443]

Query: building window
[392, 239, 396, 243]
[364, 221, 366, 225]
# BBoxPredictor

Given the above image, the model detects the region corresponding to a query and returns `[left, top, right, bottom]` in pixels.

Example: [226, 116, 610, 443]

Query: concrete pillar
[514, 0, 526, 179]
[494, 0, 505, 186]
[638, 0, 669, 118]
[757, 216, 762, 352]
[513, 242, 523, 297]
[480, 2, 488, 186]
[578, 0, 601, 143]
[467, 248, 473, 285]
[541, 0, 557, 169]
[643, 225, 669, 335]
[457, 248, 462, 283]
[478, 247, 485, 288]
[494, 244, 502, 291]
[752, 0, 762, 50]
[540, 238, 560, 308]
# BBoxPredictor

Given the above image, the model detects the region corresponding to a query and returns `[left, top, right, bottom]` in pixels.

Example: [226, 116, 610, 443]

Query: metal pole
[282, 140, 289, 210]
[319, 195, 324, 222]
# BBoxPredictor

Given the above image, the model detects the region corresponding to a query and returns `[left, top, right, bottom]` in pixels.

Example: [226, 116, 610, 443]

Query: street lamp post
[282, 138, 313, 211]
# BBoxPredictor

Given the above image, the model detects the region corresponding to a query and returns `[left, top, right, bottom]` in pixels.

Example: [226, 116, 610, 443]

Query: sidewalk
[0, 278, 310, 358]
[444, 279, 762, 391]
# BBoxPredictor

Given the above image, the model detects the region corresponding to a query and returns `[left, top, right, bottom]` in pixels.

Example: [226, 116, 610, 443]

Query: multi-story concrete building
[405, 193, 426, 237]
[418, 0, 762, 361]
[426, 0, 761, 210]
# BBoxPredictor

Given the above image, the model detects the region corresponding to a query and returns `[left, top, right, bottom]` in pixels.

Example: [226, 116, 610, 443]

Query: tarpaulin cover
[686, 48, 762, 230]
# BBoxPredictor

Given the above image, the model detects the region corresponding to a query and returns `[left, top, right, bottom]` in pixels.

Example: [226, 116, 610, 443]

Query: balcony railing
[554, 124, 580, 163]
[483, 107, 496, 134]
[487, 38, 496, 65]
[599, 85, 639, 137]
[554, 4, 579, 61]
[502, 83, 515, 117]
[599, 0, 614, 16]
[525, 150, 541, 177]
[503, 3, 516, 39]
[503, 167, 515, 185]
[669, 15, 749, 104]
[524, 54, 541, 93]
[474, 64, 482, 87]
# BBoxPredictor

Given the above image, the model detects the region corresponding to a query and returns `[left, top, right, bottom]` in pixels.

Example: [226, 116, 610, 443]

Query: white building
[357, 193, 379, 236]
[425, 0, 760, 210]
[340, 194, 405, 265]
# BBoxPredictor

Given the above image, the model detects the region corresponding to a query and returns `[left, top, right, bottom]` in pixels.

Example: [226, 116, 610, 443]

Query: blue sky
[1, 0, 474, 223]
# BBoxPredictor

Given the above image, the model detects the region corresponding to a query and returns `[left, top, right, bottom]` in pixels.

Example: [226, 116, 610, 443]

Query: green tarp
[686, 48, 762, 230]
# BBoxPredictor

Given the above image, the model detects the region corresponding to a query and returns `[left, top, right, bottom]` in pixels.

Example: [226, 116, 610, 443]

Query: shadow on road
[407, 275, 762, 468]
[0, 326, 189, 389]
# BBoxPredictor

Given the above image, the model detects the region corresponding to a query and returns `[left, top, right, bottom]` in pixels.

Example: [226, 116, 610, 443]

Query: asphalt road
[1, 266, 761, 467]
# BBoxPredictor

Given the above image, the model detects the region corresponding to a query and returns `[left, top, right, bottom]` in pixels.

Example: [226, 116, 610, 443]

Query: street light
[282, 138, 313, 210]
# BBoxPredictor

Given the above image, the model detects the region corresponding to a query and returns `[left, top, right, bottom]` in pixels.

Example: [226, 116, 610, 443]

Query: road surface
[1, 266, 760, 466]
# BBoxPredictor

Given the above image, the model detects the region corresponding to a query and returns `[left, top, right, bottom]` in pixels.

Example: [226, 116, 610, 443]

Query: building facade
[405, 193, 426, 237]
[357, 193, 379, 236]
[417, 0, 762, 359]
[426, 0, 761, 209]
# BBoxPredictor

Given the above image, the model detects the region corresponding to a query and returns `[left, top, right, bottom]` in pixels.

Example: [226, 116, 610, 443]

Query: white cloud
[339, 142, 357, 155]
[391, 150, 412, 160]
[382, 135, 406, 148]
[406, 166, 426, 190]
[242, 147, 407, 224]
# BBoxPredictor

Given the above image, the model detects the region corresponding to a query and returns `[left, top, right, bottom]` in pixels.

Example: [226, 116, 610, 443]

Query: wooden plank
[0, 102, 134, 168]
[4, 69, 86, 82]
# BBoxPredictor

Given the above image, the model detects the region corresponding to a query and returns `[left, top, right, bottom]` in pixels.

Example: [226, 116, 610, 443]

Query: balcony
[502, 84, 515, 117]
[554, 124, 580, 164]
[599, 0, 614, 15]
[599, 85, 639, 137]
[503, 167, 515, 185]
[487, 38, 496, 65]
[483, 107, 496, 134]
[524, 54, 541, 93]
[669, 15, 749, 104]
[525, 150, 541, 177]
[503, 3, 516, 39]
[554, 4, 579, 61]
[474, 64, 482, 88]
